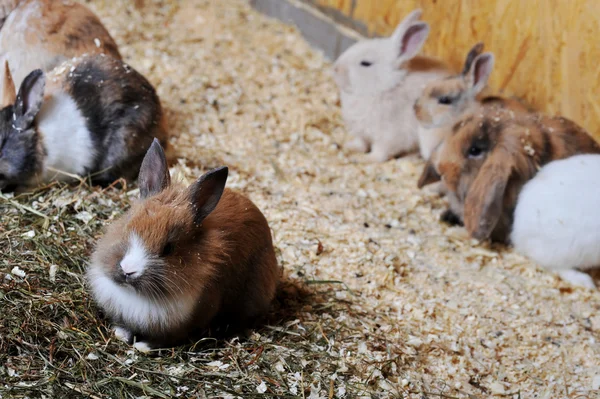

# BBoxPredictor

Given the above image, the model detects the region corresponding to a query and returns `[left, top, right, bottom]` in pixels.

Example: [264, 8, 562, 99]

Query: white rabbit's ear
[394, 22, 429, 64]
[391, 9, 423, 43]
[466, 53, 494, 96]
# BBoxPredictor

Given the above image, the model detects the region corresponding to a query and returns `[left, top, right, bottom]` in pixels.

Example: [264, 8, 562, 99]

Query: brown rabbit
[418, 108, 600, 242]
[0, 0, 121, 97]
[87, 140, 280, 351]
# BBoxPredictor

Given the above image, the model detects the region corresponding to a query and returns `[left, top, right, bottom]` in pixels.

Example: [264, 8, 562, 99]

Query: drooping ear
[1, 60, 16, 107]
[463, 150, 513, 240]
[461, 42, 484, 75]
[417, 160, 441, 188]
[13, 69, 45, 130]
[395, 22, 430, 63]
[466, 53, 494, 96]
[138, 138, 171, 199]
[189, 166, 228, 224]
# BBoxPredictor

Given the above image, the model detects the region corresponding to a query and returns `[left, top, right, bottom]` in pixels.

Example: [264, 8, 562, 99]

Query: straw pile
[312, 0, 600, 141]
[1, 0, 600, 397]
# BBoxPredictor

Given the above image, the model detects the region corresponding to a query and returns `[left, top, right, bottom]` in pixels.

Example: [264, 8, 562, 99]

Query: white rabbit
[511, 154, 600, 289]
[332, 9, 451, 162]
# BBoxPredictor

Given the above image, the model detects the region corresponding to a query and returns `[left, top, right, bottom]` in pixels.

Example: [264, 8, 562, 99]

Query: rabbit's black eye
[468, 146, 483, 157]
[360, 61, 372, 67]
[438, 96, 454, 105]
[161, 242, 174, 257]
[467, 136, 490, 159]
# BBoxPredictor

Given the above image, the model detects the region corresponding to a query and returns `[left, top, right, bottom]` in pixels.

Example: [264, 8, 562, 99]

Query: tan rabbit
[87, 140, 280, 351]
[414, 43, 529, 159]
[0, 0, 121, 95]
[418, 108, 600, 242]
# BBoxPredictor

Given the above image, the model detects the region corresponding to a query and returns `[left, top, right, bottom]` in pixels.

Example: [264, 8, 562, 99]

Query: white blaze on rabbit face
[87, 265, 193, 332]
[119, 234, 149, 278]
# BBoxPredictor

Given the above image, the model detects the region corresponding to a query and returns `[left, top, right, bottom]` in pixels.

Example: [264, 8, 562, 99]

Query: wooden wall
[307, 0, 600, 140]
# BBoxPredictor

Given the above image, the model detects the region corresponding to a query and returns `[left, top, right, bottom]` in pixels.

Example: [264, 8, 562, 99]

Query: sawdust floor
[94, 0, 600, 397]
[6, 0, 600, 397]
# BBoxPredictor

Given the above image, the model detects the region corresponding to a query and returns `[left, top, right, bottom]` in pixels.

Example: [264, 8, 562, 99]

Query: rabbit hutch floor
[1, 0, 600, 398]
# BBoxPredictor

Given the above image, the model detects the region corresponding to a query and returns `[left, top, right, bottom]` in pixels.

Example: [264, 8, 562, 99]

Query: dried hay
[1, 0, 600, 398]
[314, 0, 600, 141]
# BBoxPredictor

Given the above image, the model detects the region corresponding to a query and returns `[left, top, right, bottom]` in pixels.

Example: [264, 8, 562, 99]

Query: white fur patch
[120, 234, 148, 277]
[37, 92, 95, 181]
[87, 262, 195, 334]
[133, 341, 152, 353]
[558, 270, 596, 290]
[113, 326, 132, 343]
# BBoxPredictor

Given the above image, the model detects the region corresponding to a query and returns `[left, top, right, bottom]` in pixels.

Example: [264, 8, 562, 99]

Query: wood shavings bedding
[1, 0, 598, 397]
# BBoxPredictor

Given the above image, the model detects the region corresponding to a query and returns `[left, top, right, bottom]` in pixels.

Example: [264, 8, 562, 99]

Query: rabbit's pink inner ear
[392, 8, 423, 40]
[461, 42, 485, 76]
[138, 139, 171, 199]
[470, 53, 494, 93]
[1, 60, 16, 107]
[398, 23, 429, 61]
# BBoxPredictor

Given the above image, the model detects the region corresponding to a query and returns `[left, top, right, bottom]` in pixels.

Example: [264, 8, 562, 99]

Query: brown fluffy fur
[419, 107, 600, 242]
[92, 178, 280, 347]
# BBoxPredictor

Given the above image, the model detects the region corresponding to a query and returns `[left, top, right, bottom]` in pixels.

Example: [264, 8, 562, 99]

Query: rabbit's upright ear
[1, 60, 16, 107]
[465, 53, 494, 96]
[139, 138, 171, 199]
[391, 9, 423, 42]
[391, 9, 429, 64]
[14, 69, 44, 130]
[463, 149, 514, 240]
[189, 166, 228, 225]
[461, 42, 484, 76]
[394, 22, 430, 65]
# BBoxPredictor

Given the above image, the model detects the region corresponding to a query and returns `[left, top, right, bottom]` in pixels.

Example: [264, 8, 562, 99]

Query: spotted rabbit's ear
[461, 42, 484, 76]
[1, 60, 16, 107]
[138, 138, 171, 199]
[465, 53, 494, 97]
